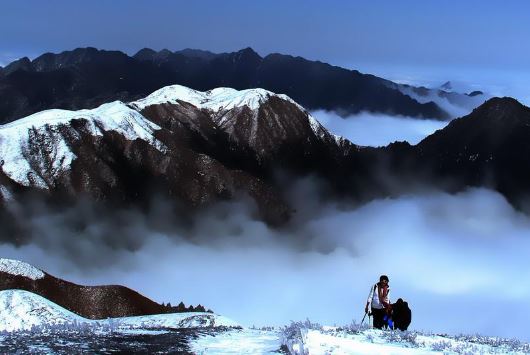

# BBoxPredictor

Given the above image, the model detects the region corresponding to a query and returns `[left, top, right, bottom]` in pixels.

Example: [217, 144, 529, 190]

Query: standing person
[365, 275, 391, 329]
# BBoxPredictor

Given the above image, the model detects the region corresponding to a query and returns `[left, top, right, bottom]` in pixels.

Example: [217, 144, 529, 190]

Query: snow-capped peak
[0, 258, 45, 280]
[131, 84, 302, 112]
[0, 101, 165, 188]
[1, 101, 163, 145]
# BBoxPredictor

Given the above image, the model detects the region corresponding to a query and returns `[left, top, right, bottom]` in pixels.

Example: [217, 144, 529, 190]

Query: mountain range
[0, 47, 484, 124]
[1, 82, 529, 240]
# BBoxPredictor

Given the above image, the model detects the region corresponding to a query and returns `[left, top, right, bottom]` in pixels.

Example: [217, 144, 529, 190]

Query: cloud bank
[1, 187, 530, 341]
[312, 110, 448, 147]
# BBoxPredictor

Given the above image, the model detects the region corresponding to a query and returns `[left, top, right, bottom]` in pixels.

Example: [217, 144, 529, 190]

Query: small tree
[177, 302, 186, 312]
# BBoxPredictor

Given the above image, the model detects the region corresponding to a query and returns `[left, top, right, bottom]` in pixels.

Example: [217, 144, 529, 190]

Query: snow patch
[190, 328, 282, 354]
[0, 259, 45, 280]
[308, 113, 329, 140]
[0, 185, 13, 202]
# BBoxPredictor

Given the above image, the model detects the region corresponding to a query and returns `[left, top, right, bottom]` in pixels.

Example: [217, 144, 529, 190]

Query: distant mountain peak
[234, 47, 262, 61]
[31, 47, 130, 72]
[481, 96, 522, 107]
[157, 48, 173, 57]
[473, 97, 526, 120]
[176, 48, 217, 60]
[467, 90, 483, 97]
[474, 97, 527, 115]
[133, 47, 157, 60]
[133, 48, 173, 62]
[440, 81, 452, 90]
[3, 56, 34, 74]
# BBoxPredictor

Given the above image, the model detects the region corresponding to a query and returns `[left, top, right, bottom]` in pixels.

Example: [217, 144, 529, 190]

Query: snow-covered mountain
[131, 84, 353, 160]
[0, 84, 355, 225]
[0, 101, 164, 188]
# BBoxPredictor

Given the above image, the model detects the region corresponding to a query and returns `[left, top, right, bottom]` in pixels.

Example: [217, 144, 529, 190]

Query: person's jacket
[367, 283, 391, 309]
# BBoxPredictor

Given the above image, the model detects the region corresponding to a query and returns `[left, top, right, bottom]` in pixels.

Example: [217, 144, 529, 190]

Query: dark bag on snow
[392, 298, 411, 331]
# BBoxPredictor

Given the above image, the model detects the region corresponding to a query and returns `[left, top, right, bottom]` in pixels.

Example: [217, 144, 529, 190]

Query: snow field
[0, 290, 239, 333]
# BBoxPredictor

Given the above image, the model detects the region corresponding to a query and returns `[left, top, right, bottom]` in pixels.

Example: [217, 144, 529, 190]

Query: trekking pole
[361, 311, 368, 325]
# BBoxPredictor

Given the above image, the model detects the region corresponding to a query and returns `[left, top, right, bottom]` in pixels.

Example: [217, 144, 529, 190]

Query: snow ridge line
[0, 259, 45, 280]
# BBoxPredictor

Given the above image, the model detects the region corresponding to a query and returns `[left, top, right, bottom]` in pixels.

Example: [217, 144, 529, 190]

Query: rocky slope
[0, 258, 172, 319]
[415, 97, 530, 206]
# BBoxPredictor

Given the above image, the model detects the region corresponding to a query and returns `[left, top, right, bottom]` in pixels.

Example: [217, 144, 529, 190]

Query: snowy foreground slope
[0, 290, 238, 332]
[191, 323, 530, 354]
[1, 290, 529, 354]
[281, 324, 530, 355]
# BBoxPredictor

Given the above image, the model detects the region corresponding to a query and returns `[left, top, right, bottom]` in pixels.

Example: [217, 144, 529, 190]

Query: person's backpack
[392, 298, 411, 331]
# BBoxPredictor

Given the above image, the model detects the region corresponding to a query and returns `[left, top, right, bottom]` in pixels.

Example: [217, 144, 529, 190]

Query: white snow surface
[288, 327, 529, 355]
[0, 290, 85, 332]
[308, 113, 330, 140]
[1, 291, 527, 354]
[0, 290, 239, 333]
[190, 328, 282, 354]
[0, 101, 165, 188]
[190, 327, 529, 355]
[0, 258, 45, 280]
[131, 84, 302, 112]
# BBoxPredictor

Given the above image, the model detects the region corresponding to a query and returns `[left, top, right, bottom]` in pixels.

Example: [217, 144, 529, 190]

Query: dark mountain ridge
[414, 97, 530, 206]
[0, 46, 450, 123]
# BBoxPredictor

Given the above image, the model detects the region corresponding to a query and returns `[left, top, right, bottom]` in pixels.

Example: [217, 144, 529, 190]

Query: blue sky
[2, 0, 530, 71]
[2, 1, 529, 102]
